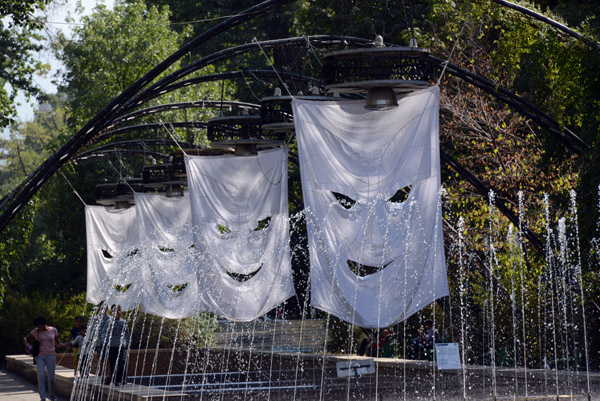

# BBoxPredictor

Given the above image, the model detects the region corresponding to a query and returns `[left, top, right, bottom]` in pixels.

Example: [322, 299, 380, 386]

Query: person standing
[409, 319, 440, 360]
[106, 304, 129, 386]
[69, 315, 85, 372]
[71, 325, 91, 378]
[23, 316, 68, 401]
[87, 301, 110, 382]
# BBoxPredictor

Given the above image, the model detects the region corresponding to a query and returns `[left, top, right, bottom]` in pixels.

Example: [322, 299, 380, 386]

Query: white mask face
[134, 192, 200, 319]
[294, 86, 449, 328]
[86, 206, 142, 310]
[185, 148, 295, 321]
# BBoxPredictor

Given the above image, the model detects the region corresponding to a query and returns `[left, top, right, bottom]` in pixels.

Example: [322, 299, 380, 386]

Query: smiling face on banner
[294, 85, 449, 328]
[185, 147, 295, 321]
[85, 205, 143, 310]
[133, 192, 201, 319]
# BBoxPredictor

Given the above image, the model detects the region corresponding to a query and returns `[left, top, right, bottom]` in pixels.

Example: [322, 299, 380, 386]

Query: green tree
[54, 0, 192, 130]
[0, 94, 67, 197]
[0, 0, 51, 129]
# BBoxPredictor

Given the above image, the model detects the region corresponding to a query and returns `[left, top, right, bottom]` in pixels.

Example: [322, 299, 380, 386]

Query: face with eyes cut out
[133, 192, 200, 319]
[332, 187, 412, 276]
[294, 86, 448, 328]
[185, 148, 295, 321]
[85, 205, 142, 309]
[185, 149, 287, 279]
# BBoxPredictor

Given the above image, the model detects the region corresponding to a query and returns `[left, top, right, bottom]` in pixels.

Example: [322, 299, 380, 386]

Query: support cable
[161, 122, 188, 156]
[253, 36, 294, 98]
[60, 171, 87, 207]
[107, 159, 137, 194]
[438, 24, 466, 83]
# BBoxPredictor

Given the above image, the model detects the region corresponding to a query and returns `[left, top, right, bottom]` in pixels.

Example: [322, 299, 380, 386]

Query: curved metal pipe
[127, 70, 324, 111]
[0, 0, 293, 231]
[489, 0, 600, 51]
[74, 139, 198, 160]
[429, 55, 588, 154]
[106, 100, 260, 131]
[75, 149, 170, 162]
[94, 122, 208, 143]
[123, 35, 372, 115]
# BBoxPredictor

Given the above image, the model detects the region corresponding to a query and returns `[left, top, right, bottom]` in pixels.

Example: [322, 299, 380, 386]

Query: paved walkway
[0, 369, 69, 401]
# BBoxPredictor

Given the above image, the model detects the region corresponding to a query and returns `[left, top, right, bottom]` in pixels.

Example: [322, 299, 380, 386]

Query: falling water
[570, 190, 592, 400]
[508, 225, 520, 396]
[63, 188, 600, 401]
[517, 191, 528, 398]
[543, 194, 561, 398]
[487, 190, 498, 399]
[457, 216, 468, 401]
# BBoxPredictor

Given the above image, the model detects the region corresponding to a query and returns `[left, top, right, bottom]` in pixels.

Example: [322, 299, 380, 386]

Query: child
[71, 325, 90, 377]
[70, 315, 85, 371]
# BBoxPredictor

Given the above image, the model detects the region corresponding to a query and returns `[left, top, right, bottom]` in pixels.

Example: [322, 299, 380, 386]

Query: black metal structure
[0, 0, 295, 230]
[0, 0, 590, 257]
[489, 0, 600, 52]
[322, 47, 434, 90]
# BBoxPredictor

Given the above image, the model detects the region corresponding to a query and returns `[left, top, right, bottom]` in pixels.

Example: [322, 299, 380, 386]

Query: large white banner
[293, 85, 448, 328]
[85, 205, 142, 310]
[185, 147, 295, 321]
[134, 192, 202, 319]
[86, 193, 203, 318]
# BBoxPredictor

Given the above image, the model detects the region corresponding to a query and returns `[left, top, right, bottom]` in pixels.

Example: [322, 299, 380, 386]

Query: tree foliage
[0, 0, 51, 129]
[54, 0, 192, 130]
[2, 0, 600, 368]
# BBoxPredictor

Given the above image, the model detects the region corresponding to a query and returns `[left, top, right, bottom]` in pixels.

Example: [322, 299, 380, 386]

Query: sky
[13, 0, 114, 123]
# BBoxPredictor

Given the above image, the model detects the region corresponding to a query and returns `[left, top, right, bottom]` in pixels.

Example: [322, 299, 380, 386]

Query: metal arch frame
[122, 70, 325, 113]
[0, 0, 295, 230]
[105, 101, 261, 132]
[122, 35, 373, 114]
[427, 55, 588, 153]
[75, 149, 170, 162]
[0, 34, 591, 241]
[73, 139, 199, 162]
[489, 0, 600, 52]
[94, 122, 209, 143]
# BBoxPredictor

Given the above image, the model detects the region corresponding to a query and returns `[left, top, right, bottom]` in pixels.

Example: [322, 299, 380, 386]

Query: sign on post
[336, 358, 375, 378]
[435, 343, 462, 370]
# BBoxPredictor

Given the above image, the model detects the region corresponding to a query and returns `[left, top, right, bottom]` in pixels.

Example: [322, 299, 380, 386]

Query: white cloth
[185, 147, 295, 321]
[293, 85, 448, 328]
[134, 192, 202, 318]
[85, 205, 142, 310]
[86, 193, 203, 318]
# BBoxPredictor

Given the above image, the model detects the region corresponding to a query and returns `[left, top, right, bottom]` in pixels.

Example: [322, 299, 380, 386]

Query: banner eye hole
[167, 283, 188, 292]
[332, 192, 356, 209]
[218, 224, 231, 234]
[388, 186, 412, 203]
[114, 284, 132, 293]
[254, 217, 271, 231]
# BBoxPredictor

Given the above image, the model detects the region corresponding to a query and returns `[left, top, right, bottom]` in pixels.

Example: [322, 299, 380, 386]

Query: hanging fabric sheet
[134, 192, 201, 318]
[85, 205, 142, 310]
[185, 147, 295, 321]
[293, 85, 448, 328]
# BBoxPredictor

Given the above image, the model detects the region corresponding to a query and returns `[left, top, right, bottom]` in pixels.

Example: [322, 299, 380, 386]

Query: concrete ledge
[6, 354, 179, 401]
[6, 354, 74, 398]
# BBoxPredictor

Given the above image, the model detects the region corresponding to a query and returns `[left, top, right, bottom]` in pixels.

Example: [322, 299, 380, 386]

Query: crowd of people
[23, 302, 129, 401]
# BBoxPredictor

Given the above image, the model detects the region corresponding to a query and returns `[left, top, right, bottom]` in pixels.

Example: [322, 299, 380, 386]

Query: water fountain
[1, 3, 597, 400]
[69, 86, 600, 400]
